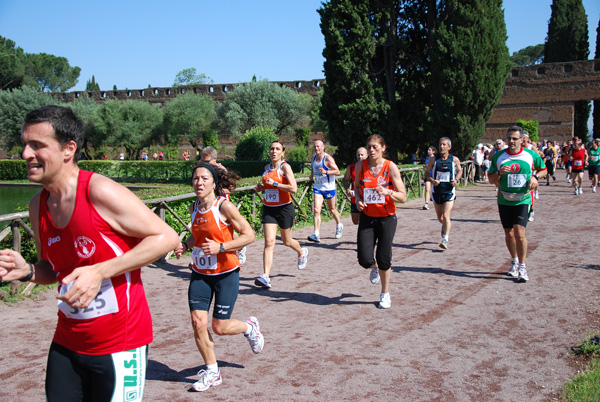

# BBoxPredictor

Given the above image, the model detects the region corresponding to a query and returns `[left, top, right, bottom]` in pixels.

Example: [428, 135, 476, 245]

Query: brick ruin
[51, 59, 600, 144]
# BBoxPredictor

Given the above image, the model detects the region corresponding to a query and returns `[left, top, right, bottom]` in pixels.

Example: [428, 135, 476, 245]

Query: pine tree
[545, 0, 590, 139]
[85, 75, 100, 91]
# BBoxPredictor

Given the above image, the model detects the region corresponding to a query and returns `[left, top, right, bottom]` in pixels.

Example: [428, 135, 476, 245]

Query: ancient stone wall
[52, 80, 323, 104]
[484, 59, 600, 143]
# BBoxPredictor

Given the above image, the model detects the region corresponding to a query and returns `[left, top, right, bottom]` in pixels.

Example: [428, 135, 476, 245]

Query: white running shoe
[507, 262, 519, 277]
[335, 224, 343, 239]
[534, 191, 539, 199]
[379, 292, 391, 309]
[578, 187, 583, 194]
[237, 246, 247, 265]
[593, 186, 597, 193]
[192, 369, 222, 392]
[297, 247, 308, 269]
[517, 266, 529, 282]
[439, 239, 448, 250]
[528, 210, 535, 222]
[369, 266, 380, 284]
[574, 188, 579, 195]
[245, 317, 264, 354]
[423, 203, 429, 210]
[254, 274, 271, 288]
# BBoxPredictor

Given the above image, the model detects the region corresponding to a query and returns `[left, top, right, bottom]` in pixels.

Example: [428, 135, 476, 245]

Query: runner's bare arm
[324, 155, 340, 176]
[58, 174, 179, 308]
[201, 200, 255, 255]
[388, 163, 407, 203]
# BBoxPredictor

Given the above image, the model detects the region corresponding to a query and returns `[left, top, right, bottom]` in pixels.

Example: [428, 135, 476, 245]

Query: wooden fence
[0, 162, 474, 296]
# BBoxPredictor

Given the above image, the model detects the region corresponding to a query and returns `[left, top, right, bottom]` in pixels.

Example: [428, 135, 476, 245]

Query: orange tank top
[357, 159, 396, 217]
[262, 161, 292, 207]
[190, 197, 239, 275]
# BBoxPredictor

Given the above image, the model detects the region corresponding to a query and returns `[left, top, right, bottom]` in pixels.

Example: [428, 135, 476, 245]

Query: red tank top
[261, 162, 292, 207]
[357, 159, 396, 217]
[190, 197, 239, 275]
[38, 170, 152, 355]
[571, 148, 585, 169]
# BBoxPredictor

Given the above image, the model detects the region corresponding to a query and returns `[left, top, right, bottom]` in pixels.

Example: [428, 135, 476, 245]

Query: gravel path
[1, 178, 599, 401]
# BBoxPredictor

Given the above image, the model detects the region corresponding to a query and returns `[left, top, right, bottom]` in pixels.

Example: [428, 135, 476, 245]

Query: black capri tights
[357, 213, 397, 271]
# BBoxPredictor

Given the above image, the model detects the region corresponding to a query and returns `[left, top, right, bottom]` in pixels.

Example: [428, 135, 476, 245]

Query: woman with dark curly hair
[173, 163, 262, 392]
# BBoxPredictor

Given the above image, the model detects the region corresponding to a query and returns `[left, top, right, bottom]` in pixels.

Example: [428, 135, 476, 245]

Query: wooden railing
[0, 161, 474, 295]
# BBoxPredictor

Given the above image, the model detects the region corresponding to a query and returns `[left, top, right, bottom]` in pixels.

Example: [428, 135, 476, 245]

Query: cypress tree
[545, 0, 590, 139]
[318, 0, 388, 163]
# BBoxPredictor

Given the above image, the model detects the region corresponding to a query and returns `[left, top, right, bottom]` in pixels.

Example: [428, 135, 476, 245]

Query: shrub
[286, 145, 309, 162]
[202, 128, 219, 150]
[234, 126, 279, 161]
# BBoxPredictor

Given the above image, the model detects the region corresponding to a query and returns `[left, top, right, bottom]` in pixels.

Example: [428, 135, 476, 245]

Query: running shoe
[423, 203, 429, 210]
[546, 181, 550, 186]
[369, 266, 380, 284]
[192, 369, 222, 392]
[528, 210, 535, 222]
[379, 292, 391, 309]
[567, 178, 572, 183]
[507, 262, 519, 277]
[593, 186, 597, 193]
[307, 233, 321, 243]
[254, 274, 271, 288]
[439, 239, 448, 250]
[335, 224, 344, 239]
[244, 317, 264, 354]
[297, 247, 308, 269]
[574, 188, 579, 195]
[552, 175, 556, 181]
[578, 187, 583, 194]
[534, 191, 539, 199]
[237, 246, 247, 265]
[517, 266, 529, 282]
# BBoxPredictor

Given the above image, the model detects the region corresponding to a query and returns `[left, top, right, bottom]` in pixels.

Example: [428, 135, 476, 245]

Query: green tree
[217, 80, 311, 137]
[0, 86, 56, 154]
[516, 119, 539, 142]
[162, 93, 215, 151]
[22, 52, 81, 92]
[510, 44, 545, 66]
[545, 0, 590, 139]
[0, 36, 25, 90]
[202, 128, 219, 150]
[318, 0, 510, 162]
[85, 75, 100, 91]
[69, 97, 100, 160]
[428, 0, 511, 158]
[94, 100, 163, 160]
[234, 126, 278, 161]
[173, 68, 212, 86]
[319, 0, 387, 163]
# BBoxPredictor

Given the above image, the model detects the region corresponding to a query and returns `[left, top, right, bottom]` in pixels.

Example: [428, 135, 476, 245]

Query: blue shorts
[313, 188, 336, 199]
[188, 269, 239, 320]
[432, 191, 456, 205]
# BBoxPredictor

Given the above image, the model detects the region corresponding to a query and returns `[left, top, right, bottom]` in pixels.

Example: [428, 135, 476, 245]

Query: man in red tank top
[0, 106, 180, 401]
[569, 138, 588, 195]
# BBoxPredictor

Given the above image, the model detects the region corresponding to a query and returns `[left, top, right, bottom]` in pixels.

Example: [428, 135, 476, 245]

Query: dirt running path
[1, 178, 599, 401]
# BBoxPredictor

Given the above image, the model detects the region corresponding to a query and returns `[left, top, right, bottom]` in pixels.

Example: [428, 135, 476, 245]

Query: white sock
[314, 230, 320, 237]
[519, 262, 526, 268]
[245, 322, 252, 335]
[442, 234, 449, 241]
[206, 363, 219, 373]
[512, 257, 519, 265]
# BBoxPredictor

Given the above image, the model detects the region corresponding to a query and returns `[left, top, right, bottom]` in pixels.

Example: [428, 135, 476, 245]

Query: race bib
[192, 247, 217, 271]
[574, 160, 583, 167]
[58, 278, 119, 320]
[507, 174, 527, 188]
[364, 188, 385, 204]
[436, 171, 451, 182]
[591, 155, 599, 161]
[264, 189, 280, 203]
[315, 174, 326, 186]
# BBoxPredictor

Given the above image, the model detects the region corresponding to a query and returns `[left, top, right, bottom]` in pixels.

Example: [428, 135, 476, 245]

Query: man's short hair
[23, 105, 84, 162]
[507, 126, 523, 137]
[201, 146, 218, 161]
[439, 137, 452, 147]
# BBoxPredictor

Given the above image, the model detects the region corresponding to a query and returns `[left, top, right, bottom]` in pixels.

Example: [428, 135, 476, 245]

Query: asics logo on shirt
[48, 236, 61, 246]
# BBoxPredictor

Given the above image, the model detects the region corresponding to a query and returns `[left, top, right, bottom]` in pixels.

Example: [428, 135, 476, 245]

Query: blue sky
[1, 0, 599, 92]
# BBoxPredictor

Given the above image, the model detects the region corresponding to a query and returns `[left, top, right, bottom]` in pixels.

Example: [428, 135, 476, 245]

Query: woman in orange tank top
[173, 163, 263, 392]
[253, 140, 308, 289]
[354, 134, 407, 310]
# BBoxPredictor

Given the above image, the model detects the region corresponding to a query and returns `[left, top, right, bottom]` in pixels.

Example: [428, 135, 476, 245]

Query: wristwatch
[219, 243, 226, 253]
[273, 181, 279, 187]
